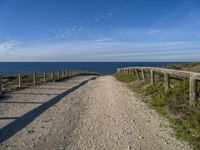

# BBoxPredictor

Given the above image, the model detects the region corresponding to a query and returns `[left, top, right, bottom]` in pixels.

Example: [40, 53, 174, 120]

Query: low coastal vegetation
[166, 62, 200, 73]
[115, 63, 200, 150]
[0, 71, 99, 95]
[1, 73, 73, 94]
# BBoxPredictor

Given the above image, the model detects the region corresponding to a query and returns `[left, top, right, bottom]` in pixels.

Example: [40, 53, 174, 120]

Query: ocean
[0, 62, 185, 75]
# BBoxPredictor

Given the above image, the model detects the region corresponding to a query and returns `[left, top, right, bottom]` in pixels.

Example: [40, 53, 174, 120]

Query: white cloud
[94, 11, 113, 23]
[1, 40, 200, 62]
[111, 27, 200, 42]
[148, 29, 160, 35]
[45, 25, 83, 41]
[1, 26, 200, 62]
[107, 12, 112, 18]
[0, 40, 18, 54]
[95, 38, 112, 43]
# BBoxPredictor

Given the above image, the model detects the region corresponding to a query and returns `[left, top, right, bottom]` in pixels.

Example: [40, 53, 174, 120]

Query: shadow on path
[10, 93, 59, 96]
[0, 101, 44, 104]
[0, 77, 97, 143]
[0, 117, 19, 120]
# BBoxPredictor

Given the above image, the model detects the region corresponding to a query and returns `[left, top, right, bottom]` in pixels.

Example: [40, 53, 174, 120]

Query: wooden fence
[117, 67, 200, 107]
[0, 69, 98, 96]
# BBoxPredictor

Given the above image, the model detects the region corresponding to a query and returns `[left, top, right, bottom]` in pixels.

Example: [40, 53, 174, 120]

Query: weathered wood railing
[117, 67, 200, 107]
[0, 69, 98, 96]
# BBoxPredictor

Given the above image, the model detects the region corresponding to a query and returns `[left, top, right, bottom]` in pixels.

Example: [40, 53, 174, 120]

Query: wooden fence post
[0, 76, 2, 95]
[135, 69, 140, 80]
[141, 69, 145, 81]
[62, 70, 64, 77]
[43, 72, 46, 82]
[150, 69, 155, 84]
[57, 71, 60, 80]
[66, 70, 69, 76]
[18, 74, 21, 88]
[128, 69, 130, 74]
[129, 69, 132, 74]
[131, 68, 135, 76]
[33, 73, 36, 85]
[164, 73, 170, 91]
[189, 76, 197, 107]
[70, 69, 72, 76]
[64, 70, 66, 76]
[130, 69, 132, 74]
[51, 72, 55, 82]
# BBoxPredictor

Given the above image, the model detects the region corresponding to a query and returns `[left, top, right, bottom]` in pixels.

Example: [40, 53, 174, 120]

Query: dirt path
[0, 75, 191, 150]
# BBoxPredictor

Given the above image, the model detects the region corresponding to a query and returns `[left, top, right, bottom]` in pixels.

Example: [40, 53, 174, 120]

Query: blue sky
[0, 0, 200, 62]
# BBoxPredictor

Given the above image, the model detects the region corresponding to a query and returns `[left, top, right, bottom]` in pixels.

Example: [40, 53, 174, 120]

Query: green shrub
[166, 64, 181, 70]
[129, 80, 146, 93]
[166, 62, 200, 73]
[165, 79, 189, 113]
[169, 118, 194, 142]
[143, 82, 165, 95]
[151, 92, 167, 107]
[114, 72, 136, 82]
[185, 102, 200, 138]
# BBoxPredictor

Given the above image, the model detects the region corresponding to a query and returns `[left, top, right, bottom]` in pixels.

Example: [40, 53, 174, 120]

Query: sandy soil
[0, 75, 192, 150]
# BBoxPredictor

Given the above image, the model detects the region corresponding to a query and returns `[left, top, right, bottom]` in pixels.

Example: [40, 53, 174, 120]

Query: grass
[114, 63, 200, 149]
[115, 72, 137, 82]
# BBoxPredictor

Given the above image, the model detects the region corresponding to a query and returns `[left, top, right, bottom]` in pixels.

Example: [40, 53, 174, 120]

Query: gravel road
[0, 75, 192, 150]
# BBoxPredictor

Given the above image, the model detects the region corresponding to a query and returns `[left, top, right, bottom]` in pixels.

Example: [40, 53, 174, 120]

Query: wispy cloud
[0, 40, 19, 54]
[148, 29, 160, 35]
[94, 11, 113, 23]
[44, 25, 83, 41]
[95, 38, 112, 43]
[1, 40, 200, 62]
[43, 25, 200, 45]
[110, 27, 200, 42]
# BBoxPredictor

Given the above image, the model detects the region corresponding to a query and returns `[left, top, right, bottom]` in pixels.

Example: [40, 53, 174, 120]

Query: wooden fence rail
[117, 67, 200, 107]
[0, 69, 98, 96]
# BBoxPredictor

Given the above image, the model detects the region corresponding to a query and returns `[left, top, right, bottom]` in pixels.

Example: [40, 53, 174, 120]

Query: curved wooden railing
[117, 67, 200, 107]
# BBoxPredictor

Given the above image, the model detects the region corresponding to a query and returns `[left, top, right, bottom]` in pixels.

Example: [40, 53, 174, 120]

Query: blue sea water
[0, 62, 186, 75]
